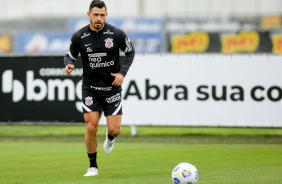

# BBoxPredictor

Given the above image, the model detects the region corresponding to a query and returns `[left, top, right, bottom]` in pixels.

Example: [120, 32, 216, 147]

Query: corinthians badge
[105, 38, 113, 48]
[85, 96, 93, 106]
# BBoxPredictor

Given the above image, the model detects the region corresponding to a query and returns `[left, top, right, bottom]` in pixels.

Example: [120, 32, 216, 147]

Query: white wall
[0, 0, 281, 20]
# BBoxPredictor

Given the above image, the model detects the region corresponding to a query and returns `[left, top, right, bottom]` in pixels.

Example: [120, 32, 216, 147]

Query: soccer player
[63, 0, 135, 176]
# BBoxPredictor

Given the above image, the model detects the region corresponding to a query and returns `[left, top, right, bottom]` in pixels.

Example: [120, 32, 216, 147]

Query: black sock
[108, 133, 115, 141]
[87, 152, 98, 168]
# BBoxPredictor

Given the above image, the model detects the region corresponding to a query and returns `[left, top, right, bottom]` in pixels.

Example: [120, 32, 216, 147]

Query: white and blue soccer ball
[171, 162, 199, 184]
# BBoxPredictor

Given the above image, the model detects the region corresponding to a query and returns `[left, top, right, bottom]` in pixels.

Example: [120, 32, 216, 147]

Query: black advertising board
[0, 56, 84, 122]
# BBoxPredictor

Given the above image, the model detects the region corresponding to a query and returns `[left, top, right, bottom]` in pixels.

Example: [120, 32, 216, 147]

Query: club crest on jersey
[105, 38, 113, 48]
[85, 96, 93, 106]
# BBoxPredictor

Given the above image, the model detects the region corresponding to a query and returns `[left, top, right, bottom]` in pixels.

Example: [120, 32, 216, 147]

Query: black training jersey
[64, 23, 135, 92]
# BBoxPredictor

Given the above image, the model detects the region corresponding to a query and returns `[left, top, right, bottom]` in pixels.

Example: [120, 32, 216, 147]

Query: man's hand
[111, 73, 124, 86]
[65, 64, 74, 75]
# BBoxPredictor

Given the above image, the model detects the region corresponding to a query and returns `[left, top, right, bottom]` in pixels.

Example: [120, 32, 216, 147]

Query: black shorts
[82, 86, 122, 116]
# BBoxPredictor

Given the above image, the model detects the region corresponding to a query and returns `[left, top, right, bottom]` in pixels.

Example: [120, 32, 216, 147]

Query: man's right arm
[64, 33, 80, 74]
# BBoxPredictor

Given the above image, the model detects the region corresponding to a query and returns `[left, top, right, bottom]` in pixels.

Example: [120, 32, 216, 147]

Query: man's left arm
[112, 29, 135, 86]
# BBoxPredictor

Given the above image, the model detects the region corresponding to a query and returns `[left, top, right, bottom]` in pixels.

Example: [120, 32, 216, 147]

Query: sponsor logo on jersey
[85, 96, 93, 106]
[124, 37, 133, 53]
[81, 33, 90, 39]
[85, 43, 92, 47]
[87, 52, 114, 68]
[89, 61, 115, 69]
[105, 38, 114, 48]
[103, 29, 114, 34]
[88, 53, 106, 62]
[88, 53, 107, 57]
[86, 47, 92, 52]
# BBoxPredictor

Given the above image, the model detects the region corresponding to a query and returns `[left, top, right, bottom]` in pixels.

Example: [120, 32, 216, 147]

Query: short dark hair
[89, 0, 107, 12]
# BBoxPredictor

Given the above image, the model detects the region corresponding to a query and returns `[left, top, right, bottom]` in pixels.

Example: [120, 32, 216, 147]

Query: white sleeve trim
[68, 50, 77, 61]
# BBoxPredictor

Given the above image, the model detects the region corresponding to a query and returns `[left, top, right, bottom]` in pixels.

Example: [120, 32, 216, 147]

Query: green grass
[1, 125, 281, 137]
[0, 126, 281, 184]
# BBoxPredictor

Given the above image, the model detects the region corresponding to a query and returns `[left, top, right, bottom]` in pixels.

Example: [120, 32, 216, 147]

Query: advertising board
[1, 54, 281, 127]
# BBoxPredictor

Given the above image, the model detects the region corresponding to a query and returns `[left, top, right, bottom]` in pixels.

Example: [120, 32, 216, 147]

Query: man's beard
[91, 20, 104, 30]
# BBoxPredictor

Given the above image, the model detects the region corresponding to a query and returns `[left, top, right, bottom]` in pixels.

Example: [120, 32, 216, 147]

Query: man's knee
[86, 122, 98, 135]
[108, 127, 121, 137]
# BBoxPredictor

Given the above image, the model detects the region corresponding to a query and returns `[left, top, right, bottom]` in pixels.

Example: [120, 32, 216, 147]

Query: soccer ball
[171, 162, 199, 184]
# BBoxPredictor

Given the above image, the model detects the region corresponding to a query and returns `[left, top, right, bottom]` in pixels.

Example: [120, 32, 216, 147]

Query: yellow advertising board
[221, 31, 260, 53]
[171, 32, 209, 53]
[272, 33, 282, 54]
[0, 35, 12, 53]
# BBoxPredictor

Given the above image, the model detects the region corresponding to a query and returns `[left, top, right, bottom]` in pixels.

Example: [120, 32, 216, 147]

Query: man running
[64, 0, 135, 176]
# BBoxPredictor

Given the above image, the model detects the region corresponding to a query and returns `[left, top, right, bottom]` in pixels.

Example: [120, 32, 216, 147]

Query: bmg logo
[2, 70, 83, 112]
[2, 70, 24, 102]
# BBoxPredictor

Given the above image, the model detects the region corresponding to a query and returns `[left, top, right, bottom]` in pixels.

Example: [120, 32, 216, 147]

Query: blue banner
[125, 33, 163, 52]
[15, 19, 165, 54]
[68, 18, 165, 52]
[16, 32, 72, 54]
[69, 18, 164, 33]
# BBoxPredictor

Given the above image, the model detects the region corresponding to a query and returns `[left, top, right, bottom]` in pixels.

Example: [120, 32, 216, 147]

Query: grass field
[0, 125, 281, 184]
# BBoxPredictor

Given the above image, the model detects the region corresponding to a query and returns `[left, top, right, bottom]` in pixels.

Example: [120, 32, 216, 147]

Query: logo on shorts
[85, 96, 93, 106]
[105, 38, 113, 48]
[105, 93, 121, 104]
